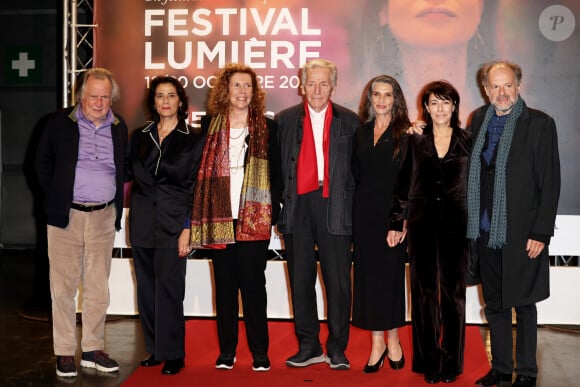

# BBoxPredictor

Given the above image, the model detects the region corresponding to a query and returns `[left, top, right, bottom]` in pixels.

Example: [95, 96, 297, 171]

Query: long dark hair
[359, 74, 411, 159]
[147, 76, 189, 122]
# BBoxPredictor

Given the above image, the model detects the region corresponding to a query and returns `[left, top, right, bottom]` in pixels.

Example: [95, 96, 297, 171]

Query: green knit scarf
[467, 97, 524, 248]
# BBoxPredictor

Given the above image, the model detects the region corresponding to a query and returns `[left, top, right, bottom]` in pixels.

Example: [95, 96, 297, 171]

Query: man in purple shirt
[35, 68, 128, 378]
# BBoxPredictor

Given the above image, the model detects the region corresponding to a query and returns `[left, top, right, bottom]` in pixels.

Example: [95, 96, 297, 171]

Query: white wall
[104, 259, 580, 325]
[103, 212, 580, 324]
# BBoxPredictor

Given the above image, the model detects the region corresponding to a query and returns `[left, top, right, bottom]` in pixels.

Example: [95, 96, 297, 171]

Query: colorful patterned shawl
[191, 110, 272, 248]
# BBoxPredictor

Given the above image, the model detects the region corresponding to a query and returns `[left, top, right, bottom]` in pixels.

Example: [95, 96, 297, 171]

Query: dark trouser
[477, 234, 538, 377]
[132, 246, 186, 361]
[284, 189, 352, 354]
[212, 239, 269, 360]
[409, 226, 467, 375]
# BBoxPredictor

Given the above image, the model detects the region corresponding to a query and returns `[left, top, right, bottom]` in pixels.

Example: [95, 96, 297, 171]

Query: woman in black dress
[388, 80, 469, 384]
[352, 75, 410, 373]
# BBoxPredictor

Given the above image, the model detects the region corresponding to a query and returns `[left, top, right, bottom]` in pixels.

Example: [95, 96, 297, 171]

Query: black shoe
[325, 352, 350, 370]
[387, 344, 405, 370]
[140, 355, 162, 367]
[285, 348, 325, 368]
[441, 373, 457, 383]
[161, 358, 184, 375]
[215, 353, 236, 370]
[476, 369, 513, 386]
[80, 350, 119, 373]
[512, 375, 536, 387]
[252, 357, 271, 372]
[56, 356, 78, 377]
[425, 373, 441, 384]
[362, 348, 387, 373]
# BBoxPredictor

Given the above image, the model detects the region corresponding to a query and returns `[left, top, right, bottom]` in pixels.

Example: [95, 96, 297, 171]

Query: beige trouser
[47, 205, 116, 356]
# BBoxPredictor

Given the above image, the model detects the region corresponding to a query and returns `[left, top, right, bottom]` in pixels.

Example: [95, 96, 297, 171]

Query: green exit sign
[4, 46, 41, 84]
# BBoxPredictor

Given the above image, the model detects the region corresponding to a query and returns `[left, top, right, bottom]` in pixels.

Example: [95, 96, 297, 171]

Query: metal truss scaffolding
[63, 0, 95, 107]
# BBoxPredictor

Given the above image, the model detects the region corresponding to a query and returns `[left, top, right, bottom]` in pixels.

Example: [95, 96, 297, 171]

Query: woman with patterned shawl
[191, 63, 282, 372]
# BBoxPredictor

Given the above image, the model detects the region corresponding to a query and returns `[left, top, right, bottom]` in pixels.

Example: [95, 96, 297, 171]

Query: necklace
[229, 127, 248, 172]
[230, 126, 248, 140]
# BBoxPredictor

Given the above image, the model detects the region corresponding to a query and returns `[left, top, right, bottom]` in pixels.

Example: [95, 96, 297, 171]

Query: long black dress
[351, 120, 406, 331]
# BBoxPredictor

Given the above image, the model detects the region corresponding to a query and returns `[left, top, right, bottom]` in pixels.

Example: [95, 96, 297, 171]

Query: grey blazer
[275, 101, 359, 235]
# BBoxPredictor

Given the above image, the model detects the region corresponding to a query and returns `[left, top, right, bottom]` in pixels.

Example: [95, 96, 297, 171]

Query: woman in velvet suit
[129, 76, 205, 375]
[388, 81, 470, 384]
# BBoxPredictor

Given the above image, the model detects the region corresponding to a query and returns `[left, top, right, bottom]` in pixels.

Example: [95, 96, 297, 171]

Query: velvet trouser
[408, 222, 467, 375]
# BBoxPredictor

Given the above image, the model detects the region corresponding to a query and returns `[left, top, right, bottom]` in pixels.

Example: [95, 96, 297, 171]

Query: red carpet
[122, 320, 489, 386]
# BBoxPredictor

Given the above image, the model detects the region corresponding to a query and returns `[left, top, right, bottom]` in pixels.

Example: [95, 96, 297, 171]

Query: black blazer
[468, 102, 560, 307]
[275, 102, 359, 235]
[128, 121, 205, 248]
[389, 126, 471, 233]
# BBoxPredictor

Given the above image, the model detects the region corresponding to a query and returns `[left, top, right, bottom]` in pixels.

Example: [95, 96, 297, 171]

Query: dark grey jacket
[275, 101, 359, 235]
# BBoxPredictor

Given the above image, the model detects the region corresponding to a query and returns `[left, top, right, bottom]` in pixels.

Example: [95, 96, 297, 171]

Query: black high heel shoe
[387, 344, 405, 370]
[362, 348, 387, 373]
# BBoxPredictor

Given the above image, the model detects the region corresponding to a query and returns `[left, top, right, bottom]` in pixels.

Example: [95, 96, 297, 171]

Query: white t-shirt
[229, 127, 248, 219]
[307, 104, 327, 182]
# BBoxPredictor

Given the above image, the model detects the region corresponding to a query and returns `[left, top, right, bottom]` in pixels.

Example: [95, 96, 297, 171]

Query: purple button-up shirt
[72, 107, 116, 204]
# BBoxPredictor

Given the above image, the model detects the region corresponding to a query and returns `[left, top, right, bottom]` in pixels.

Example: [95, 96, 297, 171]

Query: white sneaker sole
[80, 359, 119, 372]
[285, 354, 326, 368]
[56, 367, 78, 377]
[215, 356, 236, 370]
[325, 356, 350, 369]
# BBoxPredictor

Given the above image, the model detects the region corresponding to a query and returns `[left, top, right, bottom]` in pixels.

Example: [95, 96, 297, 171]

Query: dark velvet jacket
[35, 106, 128, 230]
[389, 126, 472, 238]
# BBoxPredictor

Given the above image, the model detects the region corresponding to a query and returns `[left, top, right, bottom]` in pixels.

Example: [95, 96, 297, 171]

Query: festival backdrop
[94, 0, 579, 215]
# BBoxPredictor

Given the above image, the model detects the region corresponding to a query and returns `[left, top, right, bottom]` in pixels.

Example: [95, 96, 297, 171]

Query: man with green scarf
[468, 61, 560, 387]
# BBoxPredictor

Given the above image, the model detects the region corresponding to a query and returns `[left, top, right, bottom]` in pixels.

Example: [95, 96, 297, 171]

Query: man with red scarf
[276, 59, 359, 370]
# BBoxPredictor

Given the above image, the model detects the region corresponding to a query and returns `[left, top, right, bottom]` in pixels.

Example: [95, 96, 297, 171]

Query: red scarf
[297, 102, 332, 198]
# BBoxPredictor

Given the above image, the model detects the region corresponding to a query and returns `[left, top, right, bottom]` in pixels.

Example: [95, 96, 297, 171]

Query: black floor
[0, 249, 143, 386]
[1, 249, 579, 386]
